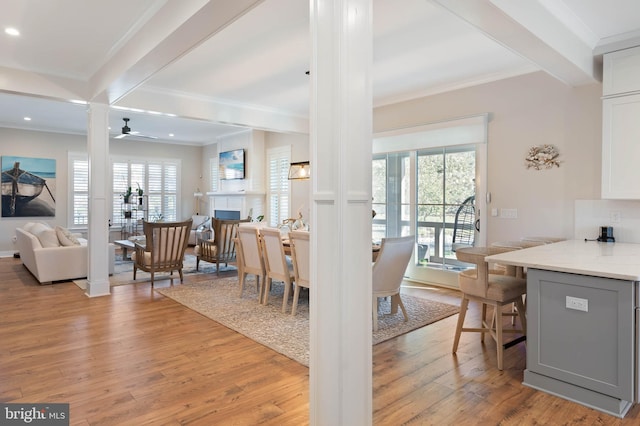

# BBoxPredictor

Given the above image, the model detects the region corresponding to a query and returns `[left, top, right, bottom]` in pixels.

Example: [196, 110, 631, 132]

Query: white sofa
[15, 222, 115, 284]
[188, 215, 211, 245]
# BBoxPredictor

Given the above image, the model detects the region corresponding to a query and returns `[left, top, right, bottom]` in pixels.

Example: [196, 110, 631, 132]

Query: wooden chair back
[133, 219, 192, 286]
[196, 217, 250, 274]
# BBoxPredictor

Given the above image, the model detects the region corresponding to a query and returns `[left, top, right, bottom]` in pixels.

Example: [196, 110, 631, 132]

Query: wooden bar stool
[452, 247, 527, 370]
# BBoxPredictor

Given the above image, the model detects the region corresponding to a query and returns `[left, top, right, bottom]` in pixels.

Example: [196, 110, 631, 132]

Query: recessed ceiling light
[23, 117, 31, 121]
[169, 133, 174, 137]
[5, 27, 20, 36]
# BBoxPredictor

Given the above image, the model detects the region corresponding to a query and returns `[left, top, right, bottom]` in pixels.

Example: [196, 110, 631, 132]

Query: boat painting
[2, 156, 56, 217]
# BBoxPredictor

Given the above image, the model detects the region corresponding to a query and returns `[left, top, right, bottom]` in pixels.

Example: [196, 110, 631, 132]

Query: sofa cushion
[23, 222, 38, 233]
[34, 228, 60, 248]
[28, 222, 51, 236]
[55, 226, 81, 246]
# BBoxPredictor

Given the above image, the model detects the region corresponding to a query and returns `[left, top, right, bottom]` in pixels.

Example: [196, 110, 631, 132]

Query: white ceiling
[1, 0, 639, 145]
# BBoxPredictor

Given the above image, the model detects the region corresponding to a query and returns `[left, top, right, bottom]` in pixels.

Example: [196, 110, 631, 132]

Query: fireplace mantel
[207, 192, 265, 220]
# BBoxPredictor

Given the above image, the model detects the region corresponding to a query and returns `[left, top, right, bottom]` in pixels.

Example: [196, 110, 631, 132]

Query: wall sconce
[288, 161, 310, 180]
[193, 189, 203, 215]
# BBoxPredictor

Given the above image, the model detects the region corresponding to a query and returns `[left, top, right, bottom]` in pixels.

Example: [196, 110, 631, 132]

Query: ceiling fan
[114, 117, 158, 140]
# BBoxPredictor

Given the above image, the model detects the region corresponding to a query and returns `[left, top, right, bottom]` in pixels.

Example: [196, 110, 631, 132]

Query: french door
[372, 116, 487, 288]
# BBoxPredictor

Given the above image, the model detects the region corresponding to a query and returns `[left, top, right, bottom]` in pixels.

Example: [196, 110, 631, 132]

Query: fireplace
[215, 209, 241, 220]
[208, 192, 264, 222]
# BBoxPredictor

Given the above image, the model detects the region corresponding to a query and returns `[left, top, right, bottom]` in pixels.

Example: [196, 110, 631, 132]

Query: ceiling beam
[431, 0, 601, 86]
[0, 66, 88, 101]
[118, 87, 309, 135]
[89, 0, 264, 104]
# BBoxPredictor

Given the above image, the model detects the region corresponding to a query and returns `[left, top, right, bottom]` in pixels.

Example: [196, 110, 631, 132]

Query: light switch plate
[500, 208, 518, 219]
[566, 296, 588, 312]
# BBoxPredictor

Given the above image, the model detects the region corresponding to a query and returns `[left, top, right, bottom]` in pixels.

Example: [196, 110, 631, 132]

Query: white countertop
[485, 239, 640, 281]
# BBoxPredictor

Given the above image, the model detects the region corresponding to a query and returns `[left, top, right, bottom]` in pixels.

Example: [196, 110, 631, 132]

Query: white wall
[373, 71, 603, 244]
[0, 127, 202, 253]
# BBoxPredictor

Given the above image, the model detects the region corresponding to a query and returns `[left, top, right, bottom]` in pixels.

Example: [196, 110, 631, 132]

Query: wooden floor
[2, 253, 640, 425]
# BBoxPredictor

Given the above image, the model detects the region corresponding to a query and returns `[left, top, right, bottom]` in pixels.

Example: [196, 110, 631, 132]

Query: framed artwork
[219, 149, 245, 180]
[1, 156, 56, 217]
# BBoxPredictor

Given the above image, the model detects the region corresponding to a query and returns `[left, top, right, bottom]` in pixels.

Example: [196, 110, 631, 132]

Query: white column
[310, 1, 373, 425]
[85, 103, 111, 297]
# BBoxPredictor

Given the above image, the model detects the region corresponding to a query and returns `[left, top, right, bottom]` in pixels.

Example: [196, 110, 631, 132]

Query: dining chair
[259, 227, 294, 313]
[372, 235, 415, 332]
[132, 219, 192, 287]
[452, 246, 527, 370]
[289, 230, 310, 316]
[236, 225, 266, 301]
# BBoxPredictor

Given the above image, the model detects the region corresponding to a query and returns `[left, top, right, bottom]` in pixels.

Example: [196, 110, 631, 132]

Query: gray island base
[485, 240, 640, 418]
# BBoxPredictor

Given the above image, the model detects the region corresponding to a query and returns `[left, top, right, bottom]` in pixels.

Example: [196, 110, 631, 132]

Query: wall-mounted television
[219, 149, 245, 180]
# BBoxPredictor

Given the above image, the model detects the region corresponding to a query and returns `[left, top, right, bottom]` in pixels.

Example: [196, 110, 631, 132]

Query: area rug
[155, 276, 459, 367]
[73, 254, 234, 289]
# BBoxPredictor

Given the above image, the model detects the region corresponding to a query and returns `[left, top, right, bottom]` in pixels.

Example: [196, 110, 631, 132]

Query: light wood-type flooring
[2, 250, 640, 425]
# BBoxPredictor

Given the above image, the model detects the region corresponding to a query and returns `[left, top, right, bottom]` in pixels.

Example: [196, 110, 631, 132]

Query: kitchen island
[486, 240, 640, 418]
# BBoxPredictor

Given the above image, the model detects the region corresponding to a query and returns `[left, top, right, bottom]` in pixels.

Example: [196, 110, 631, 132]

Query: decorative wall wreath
[525, 144, 560, 170]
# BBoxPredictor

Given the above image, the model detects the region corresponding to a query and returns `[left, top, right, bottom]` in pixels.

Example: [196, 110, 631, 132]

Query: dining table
[281, 237, 381, 261]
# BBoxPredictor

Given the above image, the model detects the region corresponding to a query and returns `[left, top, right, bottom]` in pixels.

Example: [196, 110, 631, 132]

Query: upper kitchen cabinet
[603, 46, 640, 96]
[602, 46, 640, 199]
[602, 93, 640, 199]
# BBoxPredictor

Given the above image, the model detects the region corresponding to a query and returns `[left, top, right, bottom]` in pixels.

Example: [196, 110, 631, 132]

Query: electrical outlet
[610, 211, 621, 223]
[566, 296, 588, 312]
[500, 208, 518, 219]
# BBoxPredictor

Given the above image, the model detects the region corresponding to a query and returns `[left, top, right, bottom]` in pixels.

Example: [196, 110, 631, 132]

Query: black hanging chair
[452, 195, 476, 252]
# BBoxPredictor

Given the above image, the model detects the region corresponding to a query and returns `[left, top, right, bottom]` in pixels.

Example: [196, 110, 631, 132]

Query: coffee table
[113, 239, 143, 260]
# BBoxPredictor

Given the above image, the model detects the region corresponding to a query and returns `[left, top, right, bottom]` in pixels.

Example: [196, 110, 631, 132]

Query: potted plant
[122, 186, 132, 203]
[136, 183, 144, 205]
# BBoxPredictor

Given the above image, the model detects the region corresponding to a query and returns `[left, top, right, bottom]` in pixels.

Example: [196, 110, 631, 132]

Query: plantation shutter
[210, 156, 219, 192]
[266, 146, 290, 227]
[163, 162, 178, 221]
[112, 162, 129, 227]
[70, 154, 88, 226]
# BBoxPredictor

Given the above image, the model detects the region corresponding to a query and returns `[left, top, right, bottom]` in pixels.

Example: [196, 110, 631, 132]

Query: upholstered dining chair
[452, 246, 527, 370]
[132, 219, 192, 287]
[195, 217, 250, 274]
[259, 227, 294, 313]
[235, 225, 266, 301]
[372, 235, 415, 332]
[289, 230, 310, 316]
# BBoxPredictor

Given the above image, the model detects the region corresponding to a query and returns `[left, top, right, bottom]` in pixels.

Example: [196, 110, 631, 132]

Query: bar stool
[452, 247, 527, 370]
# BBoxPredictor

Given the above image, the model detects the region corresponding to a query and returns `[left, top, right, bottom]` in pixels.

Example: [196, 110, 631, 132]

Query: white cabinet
[602, 46, 640, 199]
[603, 46, 640, 96]
[602, 93, 640, 199]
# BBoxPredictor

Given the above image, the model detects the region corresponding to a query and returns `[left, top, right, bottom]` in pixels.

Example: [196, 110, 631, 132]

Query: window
[266, 146, 291, 227]
[112, 157, 180, 225]
[209, 156, 219, 193]
[69, 154, 181, 229]
[372, 114, 487, 287]
[69, 153, 89, 227]
[416, 146, 476, 265]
